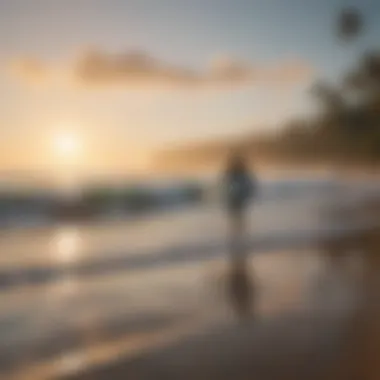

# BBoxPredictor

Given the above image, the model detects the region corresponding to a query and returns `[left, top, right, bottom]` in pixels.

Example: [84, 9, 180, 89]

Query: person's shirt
[223, 167, 256, 208]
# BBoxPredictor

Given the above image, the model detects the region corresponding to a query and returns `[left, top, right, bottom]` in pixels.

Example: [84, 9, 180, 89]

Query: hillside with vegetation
[155, 8, 380, 171]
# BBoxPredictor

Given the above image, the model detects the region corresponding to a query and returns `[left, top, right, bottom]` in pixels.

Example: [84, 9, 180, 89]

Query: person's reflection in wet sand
[227, 255, 254, 320]
[319, 238, 354, 289]
[323, 238, 349, 266]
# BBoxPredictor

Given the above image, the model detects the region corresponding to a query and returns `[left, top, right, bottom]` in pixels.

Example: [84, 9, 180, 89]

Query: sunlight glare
[51, 227, 82, 264]
[53, 131, 81, 159]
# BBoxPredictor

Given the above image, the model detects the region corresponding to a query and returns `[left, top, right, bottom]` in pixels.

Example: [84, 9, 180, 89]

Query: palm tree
[337, 7, 364, 43]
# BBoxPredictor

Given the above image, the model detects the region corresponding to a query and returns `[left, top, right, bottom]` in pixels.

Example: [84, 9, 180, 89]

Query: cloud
[74, 49, 200, 87]
[208, 56, 255, 83]
[10, 58, 49, 84]
[8, 49, 314, 90]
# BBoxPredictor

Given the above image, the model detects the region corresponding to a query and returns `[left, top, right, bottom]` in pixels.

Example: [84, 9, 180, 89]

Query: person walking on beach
[222, 150, 257, 318]
[223, 150, 256, 254]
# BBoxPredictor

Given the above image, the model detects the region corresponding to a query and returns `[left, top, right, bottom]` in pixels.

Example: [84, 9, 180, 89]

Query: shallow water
[0, 176, 378, 379]
[0, 247, 365, 379]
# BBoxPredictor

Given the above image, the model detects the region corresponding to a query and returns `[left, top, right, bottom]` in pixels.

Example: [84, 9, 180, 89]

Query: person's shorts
[227, 200, 245, 218]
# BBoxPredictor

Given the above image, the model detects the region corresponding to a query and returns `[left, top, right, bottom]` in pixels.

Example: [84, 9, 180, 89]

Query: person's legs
[228, 205, 246, 261]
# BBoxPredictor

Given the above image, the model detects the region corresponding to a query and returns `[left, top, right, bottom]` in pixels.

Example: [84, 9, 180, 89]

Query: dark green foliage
[275, 48, 380, 166]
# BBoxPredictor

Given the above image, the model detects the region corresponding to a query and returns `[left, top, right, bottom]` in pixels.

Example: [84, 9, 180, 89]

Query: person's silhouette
[222, 151, 257, 318]
[223, 151, 256, 254]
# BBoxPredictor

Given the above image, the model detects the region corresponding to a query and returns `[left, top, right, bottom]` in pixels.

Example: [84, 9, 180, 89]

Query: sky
[0, 0, 379, 177]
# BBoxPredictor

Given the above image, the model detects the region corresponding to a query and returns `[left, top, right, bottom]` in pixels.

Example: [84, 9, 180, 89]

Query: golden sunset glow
[52, 130, 81, 160]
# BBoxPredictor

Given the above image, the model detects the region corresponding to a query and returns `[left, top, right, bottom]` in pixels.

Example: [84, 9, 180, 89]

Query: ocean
[0, 173, 379, 379]
[0, 174, 377, 278]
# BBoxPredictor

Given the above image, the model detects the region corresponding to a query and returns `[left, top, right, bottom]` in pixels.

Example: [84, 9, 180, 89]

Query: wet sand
[3, 238, 378, 380]
[63, 234, 380, 380]
[1, 194, 380, 379]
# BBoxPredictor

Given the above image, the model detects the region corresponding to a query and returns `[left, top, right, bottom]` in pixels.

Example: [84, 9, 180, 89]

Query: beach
[0, 176, 379, 380]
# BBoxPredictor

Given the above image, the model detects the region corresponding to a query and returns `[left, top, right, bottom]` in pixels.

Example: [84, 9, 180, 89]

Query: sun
[53, 131, 81, 159]
[49, 127, 84, 191]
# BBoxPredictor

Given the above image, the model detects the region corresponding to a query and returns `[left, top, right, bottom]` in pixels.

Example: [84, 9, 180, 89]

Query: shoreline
[0, 219, 377, 291]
